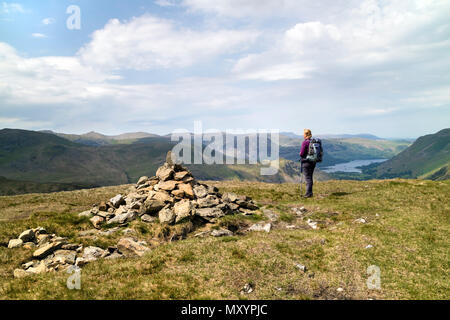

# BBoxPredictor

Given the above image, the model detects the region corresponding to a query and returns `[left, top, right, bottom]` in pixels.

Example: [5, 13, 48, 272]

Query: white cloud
[232, 0, 450, 81]
[78, 15, 259, 71]
[31, 33, 47, 38]
[42, 17, 55, 25]
[1, 2, 24, 14]
[155, 0, 176, 7]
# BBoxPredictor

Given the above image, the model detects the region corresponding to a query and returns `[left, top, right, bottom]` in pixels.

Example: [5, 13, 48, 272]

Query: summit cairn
[84, 151, 259, 229]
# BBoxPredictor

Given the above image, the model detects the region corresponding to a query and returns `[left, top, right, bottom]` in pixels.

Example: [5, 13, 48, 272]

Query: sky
[0, 0, 449, 138]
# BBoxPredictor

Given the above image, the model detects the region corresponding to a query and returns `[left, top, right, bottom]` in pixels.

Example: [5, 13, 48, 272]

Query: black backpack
[306, 138, 323, 163]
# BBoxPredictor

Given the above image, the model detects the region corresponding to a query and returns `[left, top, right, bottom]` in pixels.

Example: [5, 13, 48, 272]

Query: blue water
[322, 159, 388, 173]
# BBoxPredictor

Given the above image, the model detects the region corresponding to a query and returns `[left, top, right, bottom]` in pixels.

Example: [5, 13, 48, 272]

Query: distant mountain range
[0, 129, 330, 195]
[0, 127, 447, 196]
[39, 130, 160, 146]
[363, 128, 450, 180]
[281, 132, 383, 140]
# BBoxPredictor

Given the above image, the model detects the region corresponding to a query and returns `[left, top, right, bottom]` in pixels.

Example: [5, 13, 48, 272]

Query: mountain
[364, 128, 450, 180]
[0, 129, 330, 195]
[40, 130, 160, 146]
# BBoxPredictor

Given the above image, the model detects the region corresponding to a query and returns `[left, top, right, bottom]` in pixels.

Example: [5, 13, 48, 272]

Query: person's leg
[303, 162, 313, 197]
[307, 162, 316, 196]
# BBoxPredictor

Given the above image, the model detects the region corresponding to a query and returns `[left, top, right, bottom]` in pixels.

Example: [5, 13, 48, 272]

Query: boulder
[107, 211, 137, 225]
[174, 171, 190, 181]
[178, 183, 194, 199]
[197, 195, 221, 208]
[139, 192, 169, 216]
[78, 210, 93, 218]
[237, 200, 258, 211]
[193, 185, 208, 198]
[36, 234, 50, 246]
[171, 189, 185, 198]
[53, 250, 77, 265]
[82, 246, 106, 262]
[156, 165, 174, 181]
[211, 229, 233, 237]
[137, 176, 149, 186]
[157, 180, 178, 191]
[141, 214, 157, 223]
[14, 269, 32, 278]
[159, 206, 176, 224]
[110, 194, 125, 208]
[23, 242, 37, 250]
[18, 229, 35, 243]
[90, 216, 105, 229]
[8, 239, 23, 248]
[117, 237, 150, 257]
[249, 223, 271, 233]
[222, 192, 239, 203]
[98, 201, 108, 212]
[33, 242, 63, 259]
[174, 199, 194, 223]
[196, 207, 225, 220]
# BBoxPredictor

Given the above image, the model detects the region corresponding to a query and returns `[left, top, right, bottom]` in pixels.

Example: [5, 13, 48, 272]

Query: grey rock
[159, 206, 176, 224]
[14, 269, 32, 278]
[18, 229, 35, 243]
[141, 214, 157, 223]
[82, 246, 106, 262]
[53, 250, 77, 265]
[90, 216, 105, 229]
[8, 239, 23, 248]
[33, 241, 63, 259]
[107, 211, 137, 225]
[197, 195, 221, 208]
[196, 207, 225, 220]
[110, 194, 125, 208]
[249, 223, 271, 233]
[173, 199, 194, 223]
[211, 229, 233, 237]
[193, 185, 208, 198]
[137, 176, 149, 186]
[156, 164, 174, 181]
[78, 210, 93, 218]
[117, 237, 149, 257]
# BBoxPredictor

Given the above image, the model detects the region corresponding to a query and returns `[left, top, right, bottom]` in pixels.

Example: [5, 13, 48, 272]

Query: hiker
[300, 129, 315, 198]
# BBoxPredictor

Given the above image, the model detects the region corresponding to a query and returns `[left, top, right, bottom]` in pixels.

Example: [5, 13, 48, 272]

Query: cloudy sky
[1, 0, 449, 138]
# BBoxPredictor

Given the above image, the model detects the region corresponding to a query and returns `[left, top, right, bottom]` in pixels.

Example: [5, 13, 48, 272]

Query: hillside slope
[366, 128, 450, 179]
[0, 179, 448, 300]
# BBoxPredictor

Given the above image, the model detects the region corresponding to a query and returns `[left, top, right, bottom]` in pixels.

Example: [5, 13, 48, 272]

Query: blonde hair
[304, 129, 312, 139]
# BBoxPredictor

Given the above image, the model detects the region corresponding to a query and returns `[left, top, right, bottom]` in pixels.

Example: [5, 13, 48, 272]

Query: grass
[0, 179, 449, 300]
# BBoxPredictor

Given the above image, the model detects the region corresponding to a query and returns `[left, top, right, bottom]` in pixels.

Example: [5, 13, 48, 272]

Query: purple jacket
[300, 138, 311, 159]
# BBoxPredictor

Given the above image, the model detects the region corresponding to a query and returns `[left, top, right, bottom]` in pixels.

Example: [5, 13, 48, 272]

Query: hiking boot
[303, 194, 313, 198]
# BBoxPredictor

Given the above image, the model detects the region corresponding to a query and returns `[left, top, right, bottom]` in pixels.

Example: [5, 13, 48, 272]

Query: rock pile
[82, 151, 259, 229]
[8, 227, 135, 278]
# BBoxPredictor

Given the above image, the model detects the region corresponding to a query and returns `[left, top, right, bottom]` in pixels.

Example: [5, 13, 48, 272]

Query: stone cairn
[8, 227, 125, 278]
[82, 151, 259, 229]
[8, 152, 259, 278]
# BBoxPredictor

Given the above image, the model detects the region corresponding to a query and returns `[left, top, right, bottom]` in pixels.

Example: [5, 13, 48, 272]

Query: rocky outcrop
[82, 151, 259, 229]
[8, 227, 125, 278]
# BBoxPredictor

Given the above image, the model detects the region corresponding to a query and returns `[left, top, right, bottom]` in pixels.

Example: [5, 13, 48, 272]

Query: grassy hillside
[0, 177, 95, 196]
[0, 179, 448, 299]
[366, 129, 450, 179]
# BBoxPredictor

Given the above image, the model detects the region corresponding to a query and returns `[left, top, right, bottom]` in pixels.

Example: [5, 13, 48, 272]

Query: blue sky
[1, 0, 449, 138]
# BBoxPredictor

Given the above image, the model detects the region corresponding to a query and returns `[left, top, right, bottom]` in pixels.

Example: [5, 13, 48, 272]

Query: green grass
[0, 179, 449, 300]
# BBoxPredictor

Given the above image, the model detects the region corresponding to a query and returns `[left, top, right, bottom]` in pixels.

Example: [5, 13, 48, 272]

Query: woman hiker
[299, 129, 315, 198]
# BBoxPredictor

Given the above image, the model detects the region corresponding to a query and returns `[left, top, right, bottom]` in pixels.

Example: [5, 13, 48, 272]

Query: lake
[322, 159, 388, 173]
